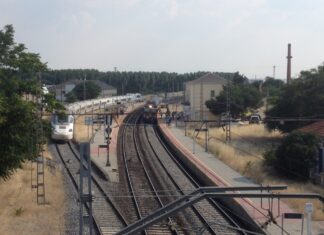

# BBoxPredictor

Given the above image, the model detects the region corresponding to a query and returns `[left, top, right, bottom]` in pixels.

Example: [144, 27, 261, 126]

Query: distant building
[184, 73, 227, 120]
[48, 80, 117, 101]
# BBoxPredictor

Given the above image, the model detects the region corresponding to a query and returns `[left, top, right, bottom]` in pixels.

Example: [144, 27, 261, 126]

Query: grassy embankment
[189, 124, 324, 220]
[0, 146, 66, 235]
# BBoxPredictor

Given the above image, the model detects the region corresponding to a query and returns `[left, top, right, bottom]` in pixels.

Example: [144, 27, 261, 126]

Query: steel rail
[145, 125, 243, 234]
[54, 143, 103, 235]
[55, 142, 128, 234]
[132, 114, 181, 234]
[142, 126, 215, 232]
[121, 111, 181, 234]
[152, 125, 248, 234]
[67, 142, 129, 227]
[120, 113, 148, 235]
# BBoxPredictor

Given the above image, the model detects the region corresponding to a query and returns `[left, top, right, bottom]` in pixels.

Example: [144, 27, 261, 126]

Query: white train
[51, 93, 143, 141]
[65, 93, 143, 114]
[51, 114, 74, 141]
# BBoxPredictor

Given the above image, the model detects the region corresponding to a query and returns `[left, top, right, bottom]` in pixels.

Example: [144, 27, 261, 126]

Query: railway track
[142, 124, 247, 234]
[117, 109, 254, 234]
[54, 141, 127, 235]
[120, 111, 185, 234]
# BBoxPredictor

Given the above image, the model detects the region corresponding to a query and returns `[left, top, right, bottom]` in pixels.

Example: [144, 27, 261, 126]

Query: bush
[263, 148, 276, 166]
[267, 131, 319, 180]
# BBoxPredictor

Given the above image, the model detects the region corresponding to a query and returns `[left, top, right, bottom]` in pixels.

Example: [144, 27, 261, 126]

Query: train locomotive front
[51, 113, 74, 141]
[142, 102, 158, 124]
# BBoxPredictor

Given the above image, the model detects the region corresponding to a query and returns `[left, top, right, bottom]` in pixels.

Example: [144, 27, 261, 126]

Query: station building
[184, 73, 227, 120]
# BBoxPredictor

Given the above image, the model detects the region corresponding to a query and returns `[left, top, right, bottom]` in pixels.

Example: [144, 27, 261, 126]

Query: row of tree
[42, 70, 235, 95]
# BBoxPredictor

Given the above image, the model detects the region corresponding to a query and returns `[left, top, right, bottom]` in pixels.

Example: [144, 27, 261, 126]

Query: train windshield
[54, 114, 73, 124]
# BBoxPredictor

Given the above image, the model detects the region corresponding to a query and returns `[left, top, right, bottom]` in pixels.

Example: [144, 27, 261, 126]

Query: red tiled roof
[299, 121, 324, 137]
[187, 73, 227, 85]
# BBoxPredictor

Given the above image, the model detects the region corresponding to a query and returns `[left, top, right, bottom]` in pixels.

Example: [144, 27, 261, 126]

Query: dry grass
[189, 124, 324, 220]
[0, 146, 66, 235]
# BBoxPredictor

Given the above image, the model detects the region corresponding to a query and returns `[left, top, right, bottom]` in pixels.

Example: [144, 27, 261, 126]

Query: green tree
[206, 81, 262, 117]
[232, 72, 248, 85]
[72, 81, 101, 100]
[266, 63, 324, 132]
[263, 77, 284, 98]
[0, 25, 47, 179]
[65, 91, 78, 103]
[43, 93, 65, 111]
[264, 131, 319, 180]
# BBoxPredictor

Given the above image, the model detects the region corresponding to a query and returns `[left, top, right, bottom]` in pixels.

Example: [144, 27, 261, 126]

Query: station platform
[158, 120, 324, 235]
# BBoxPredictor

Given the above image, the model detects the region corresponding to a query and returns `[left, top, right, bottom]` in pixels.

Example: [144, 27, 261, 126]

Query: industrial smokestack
[286, 43, 292, 84]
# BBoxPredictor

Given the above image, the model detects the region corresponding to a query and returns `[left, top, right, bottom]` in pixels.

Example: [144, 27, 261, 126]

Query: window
[210, 90, 215, 98]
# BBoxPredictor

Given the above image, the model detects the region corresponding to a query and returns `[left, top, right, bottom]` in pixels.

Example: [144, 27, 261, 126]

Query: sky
[1, 0, 324, 79]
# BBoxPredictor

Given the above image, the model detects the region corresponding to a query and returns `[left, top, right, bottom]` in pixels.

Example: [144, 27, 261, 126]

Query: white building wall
[186, 83, 223, 120]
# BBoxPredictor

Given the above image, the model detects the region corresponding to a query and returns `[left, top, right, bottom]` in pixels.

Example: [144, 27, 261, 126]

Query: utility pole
[225, 79, 231, 142]
[273, 65, 276, 79]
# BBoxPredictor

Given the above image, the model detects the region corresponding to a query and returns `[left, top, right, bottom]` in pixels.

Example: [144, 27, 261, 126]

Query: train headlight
[69, 129, 73, 132]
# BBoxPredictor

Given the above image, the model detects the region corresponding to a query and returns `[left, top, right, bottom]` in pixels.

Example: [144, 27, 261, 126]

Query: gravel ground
[48, 143, 79, 235]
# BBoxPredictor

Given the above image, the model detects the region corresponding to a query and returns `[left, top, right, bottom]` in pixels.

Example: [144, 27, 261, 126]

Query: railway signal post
[105, 114, 112, 166]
